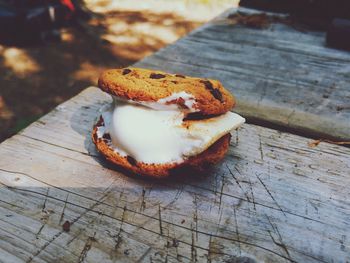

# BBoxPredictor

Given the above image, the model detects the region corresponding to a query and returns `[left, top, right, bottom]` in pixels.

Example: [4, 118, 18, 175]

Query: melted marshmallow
[114, 92, 199, 113]
[97, 94, 245, 164]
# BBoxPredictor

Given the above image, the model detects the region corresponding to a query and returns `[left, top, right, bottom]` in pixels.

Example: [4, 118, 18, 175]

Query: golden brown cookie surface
[92, 117, 231, 177]
[98, 67, 235, 116]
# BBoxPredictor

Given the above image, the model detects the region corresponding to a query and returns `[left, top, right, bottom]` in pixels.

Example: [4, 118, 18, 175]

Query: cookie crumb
[62, 221, 71, 232]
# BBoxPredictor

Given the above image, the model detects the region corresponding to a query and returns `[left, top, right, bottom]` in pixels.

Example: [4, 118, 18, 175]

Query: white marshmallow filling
[97, 93, 245, 164]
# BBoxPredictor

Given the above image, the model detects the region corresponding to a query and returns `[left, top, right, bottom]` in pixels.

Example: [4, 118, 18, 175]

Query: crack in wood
[235, 129, 239, 145]
[207, 234, 213, 263]
[66, 228, 83, 246]
[233, 165, 256, 211]
[191, 224, 198, 262]
[218, 176, 225, 212]
[167, 186, 184, 208]
[0, 197, 22, 210]
[226, 164, 251, 203]
[193, 194, 199, 241]
[35, 188, 50, 239]
[255, 173, 287, 217]
[35, 223, 46, 240]
[258, 133, 264, 160]
[42, 188, 49, 212]
[233, 207, 241, 256]
[26, 227, 62, 263]
[266, 215, 293, 262]
[59, 193, 69, 224]
[247, 178, 257, 211]
[140, 188, 146, 212]
[19, 134, 98, 158]
[114, 205, 127, 250]
[78, 235, 96, 263]
[158, 204, 163, 235]
[217, 207, 224, 237]
[136, 247, 152, 263]
[164, 228, 170, 263]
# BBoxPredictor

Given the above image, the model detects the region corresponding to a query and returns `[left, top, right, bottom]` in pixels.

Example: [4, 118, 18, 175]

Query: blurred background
[0, 0, 239, 142]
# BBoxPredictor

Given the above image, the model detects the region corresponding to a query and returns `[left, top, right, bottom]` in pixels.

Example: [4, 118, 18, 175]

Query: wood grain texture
[134, 7, 350, 140]
[0, 87, 349, 263]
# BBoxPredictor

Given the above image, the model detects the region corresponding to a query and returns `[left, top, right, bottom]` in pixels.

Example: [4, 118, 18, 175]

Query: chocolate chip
[122, 68, 132, 75]
[150, 73, 166, 79]
[99, 116, 104, 126]
[200, 79, 213, 90]
[127, 156, 137, 166]
[171, 80, 178, 84]
[200, 80, 223, 102]
[103, 133, 111, 140]
[184, 112, 218, 121]
[62, 221, 71, 232]
[175, 74, 186, 78]
[211, 89, 223, 102]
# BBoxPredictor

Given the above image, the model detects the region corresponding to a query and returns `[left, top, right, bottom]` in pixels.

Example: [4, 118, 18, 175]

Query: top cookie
[98, 67, 235, 116]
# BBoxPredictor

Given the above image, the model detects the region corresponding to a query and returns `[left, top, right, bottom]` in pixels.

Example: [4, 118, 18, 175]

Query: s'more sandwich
[92, 67, 245, 177]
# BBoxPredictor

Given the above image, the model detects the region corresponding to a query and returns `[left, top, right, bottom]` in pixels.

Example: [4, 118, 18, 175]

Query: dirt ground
[0, 0, 238, 142]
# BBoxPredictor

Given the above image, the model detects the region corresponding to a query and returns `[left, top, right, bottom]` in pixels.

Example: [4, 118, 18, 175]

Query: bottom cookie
[92, 116, 231, 177]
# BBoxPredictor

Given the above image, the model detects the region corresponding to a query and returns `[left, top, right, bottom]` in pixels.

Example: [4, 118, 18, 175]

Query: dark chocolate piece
[150, 73, 166, 79]
[127, 156, 137, 166]
[200, 80, 223, 102]
[175, 74, 186, 78]
[103, 133, 111, 140]
[122, 68, 132, 75]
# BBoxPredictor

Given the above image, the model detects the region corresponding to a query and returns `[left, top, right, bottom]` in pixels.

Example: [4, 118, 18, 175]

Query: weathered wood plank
[134, 7, 350, 140]
[0, 87, 349, 262]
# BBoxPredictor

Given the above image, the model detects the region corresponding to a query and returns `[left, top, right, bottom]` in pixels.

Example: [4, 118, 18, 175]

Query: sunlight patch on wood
[61, 29, 75, 42]
[0, 96, 14, 120]
[98, 15, 199, 61]
[85, 0, 239, 22]
[103, 34, 140, 45]
[134, 23, 179, 43]
[105, 21, 179, 44]
[72, 62, 101, 83]
[3, 48, 41, 76]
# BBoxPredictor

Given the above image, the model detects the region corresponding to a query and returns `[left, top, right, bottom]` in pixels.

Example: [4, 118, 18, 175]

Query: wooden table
[1, 7, 350, 263]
